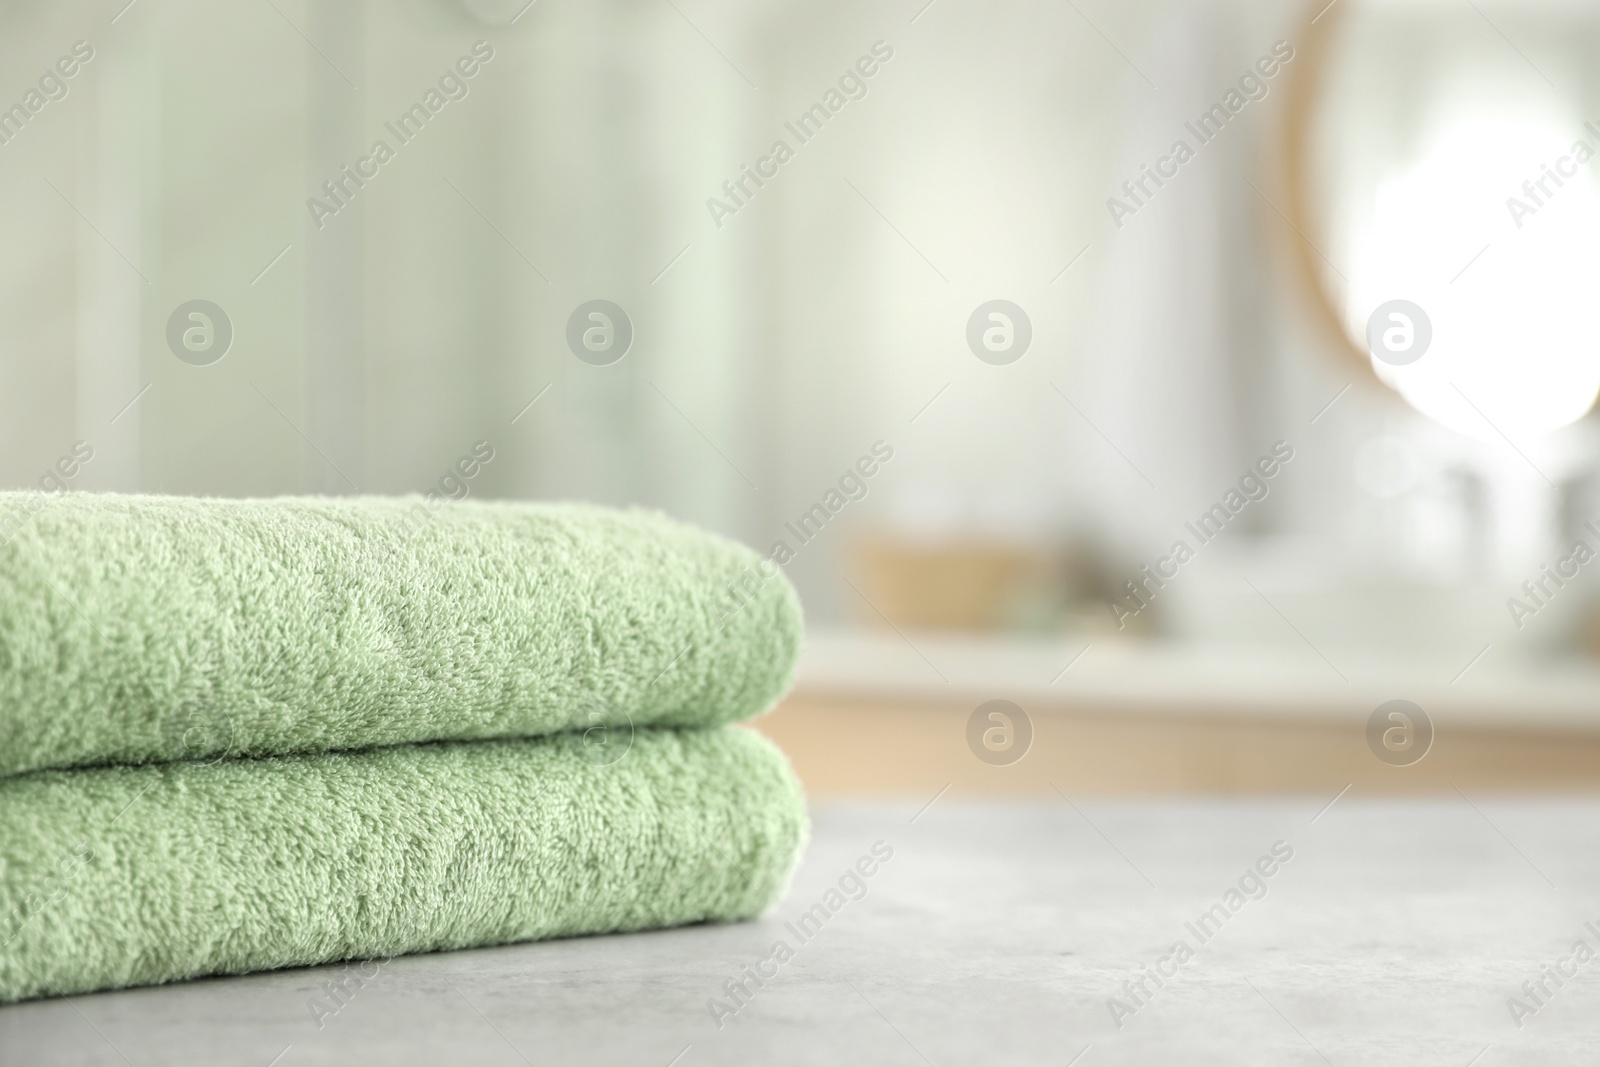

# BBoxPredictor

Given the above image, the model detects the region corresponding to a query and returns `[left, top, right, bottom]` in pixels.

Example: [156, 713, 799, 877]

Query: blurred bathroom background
[6, 0, 1600, 791]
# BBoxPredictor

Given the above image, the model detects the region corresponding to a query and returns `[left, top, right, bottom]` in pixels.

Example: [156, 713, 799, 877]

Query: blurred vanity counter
[789, 627, 1600, 728]
[751, 627, 1600, 796]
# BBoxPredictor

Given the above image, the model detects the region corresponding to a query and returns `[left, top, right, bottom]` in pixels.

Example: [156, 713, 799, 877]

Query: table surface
[3, 797, 1596, 1066]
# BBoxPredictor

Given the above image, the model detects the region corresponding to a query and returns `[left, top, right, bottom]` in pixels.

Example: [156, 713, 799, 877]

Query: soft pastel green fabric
[0, 492, 800, 777]
[0, 726, 806, 1003]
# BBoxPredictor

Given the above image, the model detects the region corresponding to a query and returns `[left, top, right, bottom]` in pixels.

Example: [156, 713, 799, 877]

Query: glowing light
[1344, 113, 1600, 439]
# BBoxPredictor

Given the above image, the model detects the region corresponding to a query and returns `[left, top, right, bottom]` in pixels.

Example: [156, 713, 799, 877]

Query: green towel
[0, 726, 806, 1003]
[0, 492, 801, 777]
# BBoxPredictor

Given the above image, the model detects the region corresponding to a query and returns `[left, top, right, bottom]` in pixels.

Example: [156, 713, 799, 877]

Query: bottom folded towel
[0, 726, 806, 1003]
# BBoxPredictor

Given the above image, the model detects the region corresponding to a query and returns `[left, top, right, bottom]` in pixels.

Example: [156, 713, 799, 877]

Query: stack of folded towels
[0, 493, 807, 1003]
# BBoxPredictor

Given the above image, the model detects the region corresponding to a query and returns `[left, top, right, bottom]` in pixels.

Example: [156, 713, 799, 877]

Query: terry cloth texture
[0, 492, 802, 777]
[0, 726, 807, 1003]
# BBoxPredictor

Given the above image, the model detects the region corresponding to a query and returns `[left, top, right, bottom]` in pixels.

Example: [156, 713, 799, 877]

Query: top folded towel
[0, 492, 802, 778]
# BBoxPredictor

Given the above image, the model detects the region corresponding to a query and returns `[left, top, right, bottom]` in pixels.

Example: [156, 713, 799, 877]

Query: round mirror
[1281, 0, 1600, 440]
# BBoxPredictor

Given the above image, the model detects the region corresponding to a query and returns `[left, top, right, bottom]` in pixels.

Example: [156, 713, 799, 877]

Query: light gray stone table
[3, 798, 1597, 1065]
